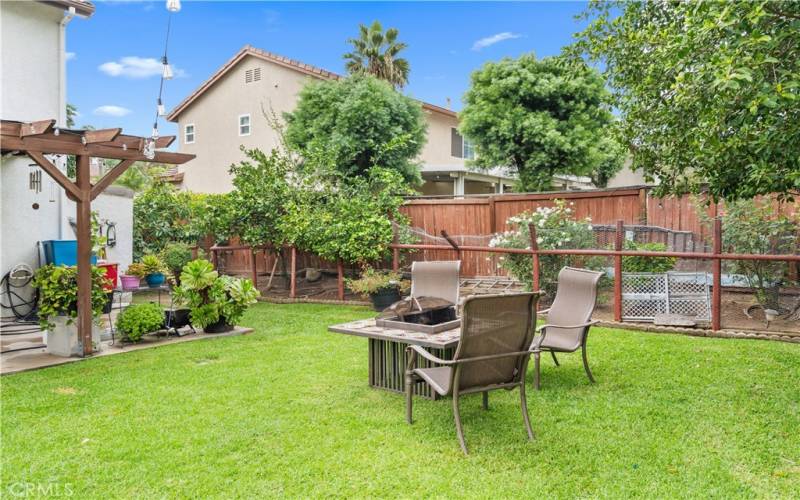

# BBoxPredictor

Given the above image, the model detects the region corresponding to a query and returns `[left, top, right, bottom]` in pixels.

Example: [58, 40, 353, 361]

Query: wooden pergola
[1, 118, 195, 356]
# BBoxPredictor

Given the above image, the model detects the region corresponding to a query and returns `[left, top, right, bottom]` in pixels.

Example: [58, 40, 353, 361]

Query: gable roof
[166, 45, 457, 122]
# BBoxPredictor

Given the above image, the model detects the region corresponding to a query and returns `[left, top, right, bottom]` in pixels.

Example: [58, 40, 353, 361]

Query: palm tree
[344, 21, 410, 88]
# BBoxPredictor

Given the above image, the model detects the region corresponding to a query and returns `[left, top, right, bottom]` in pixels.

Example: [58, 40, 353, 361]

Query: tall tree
[574, 1, 800, 201]
[284, 74, 427, 185]
[459, 54, 623, 192]
[344, 21, 410, 88]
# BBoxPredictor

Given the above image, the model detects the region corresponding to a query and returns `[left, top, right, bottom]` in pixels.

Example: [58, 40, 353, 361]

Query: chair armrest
[406, 344, 455, 367]
[537, 320, 599, 331]
[456, 351, 533, 364]
[537, 308, 550, 315]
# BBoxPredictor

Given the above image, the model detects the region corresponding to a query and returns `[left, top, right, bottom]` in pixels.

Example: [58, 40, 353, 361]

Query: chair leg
[405, 372, 413, 424]
[534, 351, 541, 391]
[482, 391, 489, 410]
[581, 345, 596, 384]
[519, 383, 535, 440]
[550, 350, 560, 366]
[453, 394, 468, 455]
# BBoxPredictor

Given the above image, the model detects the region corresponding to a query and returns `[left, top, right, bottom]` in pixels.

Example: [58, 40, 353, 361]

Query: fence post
[250, 247, 258, 289]
[392, 225, 400, 272]
[290, 246, 297, 299]
[712, 218, 722, 331]
[528, 223, 540, 292]
[614, 219, 624, 322]
[211, 247, 218, 270]
[337, 259, 345, 301]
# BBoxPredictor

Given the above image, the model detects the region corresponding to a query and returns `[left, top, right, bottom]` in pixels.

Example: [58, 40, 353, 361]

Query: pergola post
[2, 118, 195, 358]
[75, 155, 93, 355]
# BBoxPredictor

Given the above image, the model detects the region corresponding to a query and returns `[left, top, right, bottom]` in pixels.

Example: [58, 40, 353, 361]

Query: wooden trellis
[1, 119, 195, 356]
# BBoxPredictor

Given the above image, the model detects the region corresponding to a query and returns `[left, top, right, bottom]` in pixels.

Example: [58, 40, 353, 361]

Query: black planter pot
[204, 317, 234, 333]
[164, 308, 191, 329]
[369, 287, 401, 312]
[102, 292, 114, 314]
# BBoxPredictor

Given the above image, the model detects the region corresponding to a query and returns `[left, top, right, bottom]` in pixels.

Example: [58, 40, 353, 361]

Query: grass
[2, 302, 799, 498]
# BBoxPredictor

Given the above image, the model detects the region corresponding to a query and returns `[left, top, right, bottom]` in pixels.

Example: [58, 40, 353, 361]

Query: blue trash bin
[41, 240, 97, 266]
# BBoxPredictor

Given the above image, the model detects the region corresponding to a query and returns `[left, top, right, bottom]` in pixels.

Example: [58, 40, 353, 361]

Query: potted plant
[121, 262, 147, 290]
[174, 259, 259, 333]
[115, 302, 165, 343]
[160, 242, 194, 285]
[346, 267, 409, 311]
[33, 264, 109, 356]
[140, 254, 170, 288]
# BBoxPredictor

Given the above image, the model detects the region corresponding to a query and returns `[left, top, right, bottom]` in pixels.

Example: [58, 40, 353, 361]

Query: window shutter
[451, 128, 463, 158]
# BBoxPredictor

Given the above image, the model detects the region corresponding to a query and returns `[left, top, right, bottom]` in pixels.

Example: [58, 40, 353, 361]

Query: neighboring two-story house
[166, 45, 515, 196]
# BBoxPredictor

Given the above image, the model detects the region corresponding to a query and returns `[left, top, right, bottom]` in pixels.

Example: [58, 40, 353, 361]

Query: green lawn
[2, 303, 798, 498]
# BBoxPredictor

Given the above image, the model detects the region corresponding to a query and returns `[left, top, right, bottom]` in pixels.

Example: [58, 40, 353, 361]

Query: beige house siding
[173, 52, 471, 194]
[177, 57, 320, 193]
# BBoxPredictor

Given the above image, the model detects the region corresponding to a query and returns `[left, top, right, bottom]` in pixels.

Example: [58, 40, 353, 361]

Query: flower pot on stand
[46, 316, 101, 357]
[369, 287, 401, 311]
[145, 272, 166, 288]
[120, 274, 141, 290]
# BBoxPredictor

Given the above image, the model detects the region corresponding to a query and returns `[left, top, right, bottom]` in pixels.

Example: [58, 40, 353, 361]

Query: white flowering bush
[490, 199, 604, 295]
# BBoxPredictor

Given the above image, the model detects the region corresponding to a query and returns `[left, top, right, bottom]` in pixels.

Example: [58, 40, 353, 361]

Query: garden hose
[0, 264, 38, 323]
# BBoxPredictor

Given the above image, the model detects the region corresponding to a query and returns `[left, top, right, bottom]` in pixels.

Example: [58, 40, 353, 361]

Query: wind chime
[144, 0, 182, 159]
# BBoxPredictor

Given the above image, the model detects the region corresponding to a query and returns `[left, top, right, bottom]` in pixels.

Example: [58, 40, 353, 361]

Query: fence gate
[622, 272, 711, 322]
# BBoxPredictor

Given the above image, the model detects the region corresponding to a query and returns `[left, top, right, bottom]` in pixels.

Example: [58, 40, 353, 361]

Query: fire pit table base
[368, 338, 455, 400]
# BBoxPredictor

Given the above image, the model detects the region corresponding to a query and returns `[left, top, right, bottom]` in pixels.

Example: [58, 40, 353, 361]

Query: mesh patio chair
[405, 292, 540, 455]
[531, 267, 604, 390]
[410, 260, 460, 305]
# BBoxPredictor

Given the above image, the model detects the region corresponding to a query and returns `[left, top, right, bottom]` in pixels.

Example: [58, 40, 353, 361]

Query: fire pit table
[328, 318, 460, 400]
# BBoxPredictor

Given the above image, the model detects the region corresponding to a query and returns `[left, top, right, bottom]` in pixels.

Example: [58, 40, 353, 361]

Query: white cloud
[98, 56, 185, 79]
[66, 52, 76, 61]
[93, 105, 132, 117]
[471, 32, 523, 51]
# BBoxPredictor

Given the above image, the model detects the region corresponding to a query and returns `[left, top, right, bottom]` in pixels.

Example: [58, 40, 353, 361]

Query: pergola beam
[20, 119, 56, 137]
[83, 128, 122, 144]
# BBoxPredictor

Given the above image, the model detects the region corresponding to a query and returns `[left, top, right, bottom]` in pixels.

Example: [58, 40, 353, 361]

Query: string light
[149, 0, 180, 156]
[166, 0, 181, 13]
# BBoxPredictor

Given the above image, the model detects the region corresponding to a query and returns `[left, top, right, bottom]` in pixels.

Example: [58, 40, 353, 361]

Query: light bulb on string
[157, 98, 166, 116]
[143, 139, 156, 160]
[166, 0, 181, 13]
[162, 61, 174, 80]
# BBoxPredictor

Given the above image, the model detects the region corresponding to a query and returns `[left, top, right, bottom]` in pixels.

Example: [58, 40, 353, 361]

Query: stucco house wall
[1, 2, 67, 315]
[170, 48, 475, 195]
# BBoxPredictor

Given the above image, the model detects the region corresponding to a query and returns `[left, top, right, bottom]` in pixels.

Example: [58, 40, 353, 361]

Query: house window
[238, 114, 251, 136]
[451, 128, 463, 158]
[462, 137, 476, 160]
[451, 128, 475, 159]
[245, 67, 262, 84]
[184, 124, 195, 144]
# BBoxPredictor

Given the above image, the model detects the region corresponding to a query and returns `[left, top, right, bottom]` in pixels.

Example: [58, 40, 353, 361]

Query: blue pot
[145, 273, 166, 288]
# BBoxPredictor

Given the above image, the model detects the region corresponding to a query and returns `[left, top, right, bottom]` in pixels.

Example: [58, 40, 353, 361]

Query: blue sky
[67, 1, 591, 138]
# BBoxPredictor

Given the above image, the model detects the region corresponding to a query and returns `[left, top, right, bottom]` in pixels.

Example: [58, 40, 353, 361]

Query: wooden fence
[218, 186, 797, 277]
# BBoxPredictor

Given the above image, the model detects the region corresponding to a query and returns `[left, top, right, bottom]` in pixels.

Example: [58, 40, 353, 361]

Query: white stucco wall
[1, 2, 66, 317]
[60, 187, 134, 272]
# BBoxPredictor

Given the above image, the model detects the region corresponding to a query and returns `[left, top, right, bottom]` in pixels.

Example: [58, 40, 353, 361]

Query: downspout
[57, 6, 75, 239]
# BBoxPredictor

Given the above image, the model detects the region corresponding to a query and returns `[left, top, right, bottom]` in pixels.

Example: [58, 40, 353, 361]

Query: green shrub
[32, 265, 109, 330]
[621, 241, 676, 273]
[346, 267, 408, 296]
[174, 259, 260, 328]
[140, 255, 169, 277]
[160, 242, 194, 277]
[116, 303, 164, 342]
[490, 199, 605, 296]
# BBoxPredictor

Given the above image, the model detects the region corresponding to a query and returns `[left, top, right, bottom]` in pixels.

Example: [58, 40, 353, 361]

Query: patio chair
[531, 267, 604, 390]
[410, 260, 460, 305]
[405, 292, 539, 455]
